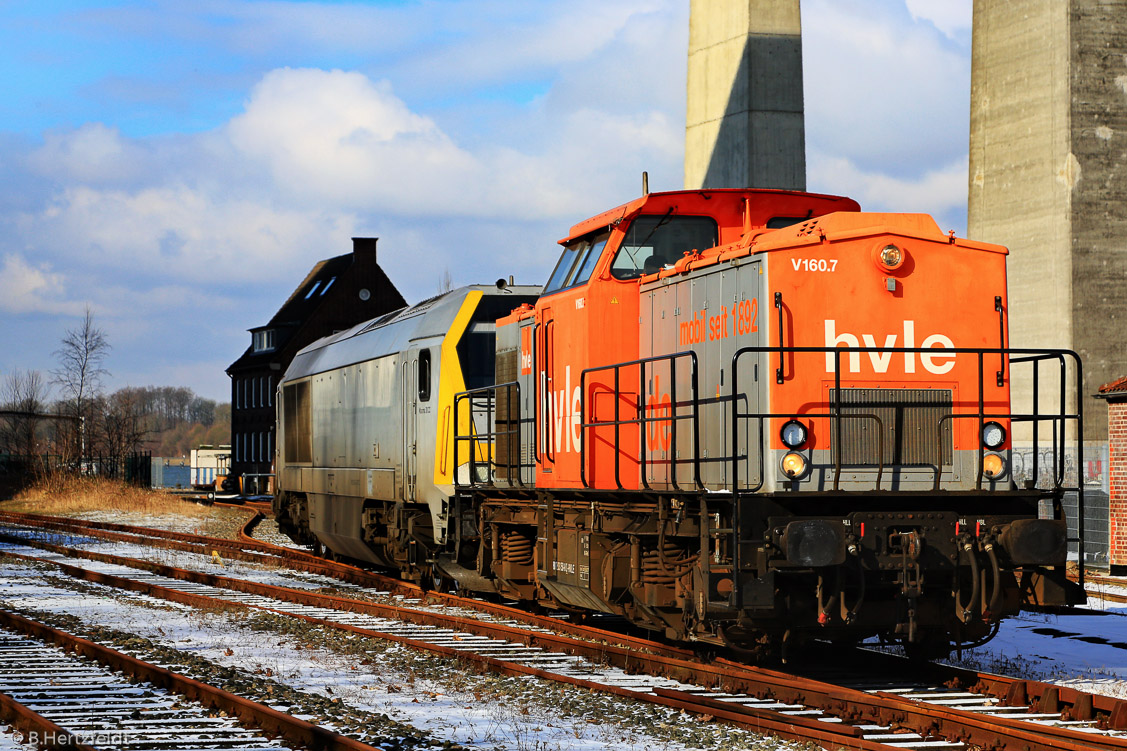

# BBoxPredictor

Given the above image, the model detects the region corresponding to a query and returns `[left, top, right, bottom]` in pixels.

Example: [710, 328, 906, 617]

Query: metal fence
[0, 451, 152, 490]
[1016, 442, 1110, 569]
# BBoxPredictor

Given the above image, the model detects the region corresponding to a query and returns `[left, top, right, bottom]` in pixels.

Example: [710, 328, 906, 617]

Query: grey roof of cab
[283, 284, 539, 381]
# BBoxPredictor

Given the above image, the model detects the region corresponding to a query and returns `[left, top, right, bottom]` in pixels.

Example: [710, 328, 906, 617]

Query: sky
[0, 0, 973, 403]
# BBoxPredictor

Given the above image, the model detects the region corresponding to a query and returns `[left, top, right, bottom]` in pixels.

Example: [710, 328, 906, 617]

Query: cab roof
[560, 188, 860, 245]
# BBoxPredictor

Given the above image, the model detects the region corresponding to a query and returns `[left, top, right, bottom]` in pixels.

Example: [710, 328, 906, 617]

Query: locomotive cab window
[457, 326, 497, 391]
[418, 349, 431, 402]
[543, 232, 611, 295]
[610, 215, 718, 280]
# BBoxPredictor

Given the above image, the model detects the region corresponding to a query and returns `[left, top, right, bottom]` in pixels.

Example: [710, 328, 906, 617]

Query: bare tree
[51, 306, 110, 458]
[438, 268, 453, 294]
[0, 370, 49, 456]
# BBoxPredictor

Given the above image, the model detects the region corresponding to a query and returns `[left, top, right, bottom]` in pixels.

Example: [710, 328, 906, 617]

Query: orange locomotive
[454, 188, 1084, 658]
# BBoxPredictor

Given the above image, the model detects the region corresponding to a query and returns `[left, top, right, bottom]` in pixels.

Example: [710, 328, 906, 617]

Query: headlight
[781, 452, 808, 479]
[780, 419, 808, 449]
[982, 421, 1006, 450]
[982, 452, 1007, 480]
[874, 243, 905, 270]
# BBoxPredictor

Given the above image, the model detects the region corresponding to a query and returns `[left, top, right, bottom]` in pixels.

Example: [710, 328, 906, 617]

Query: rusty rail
[0, 510, 681, 655]
[0, 607, 394, 751]
[3, 533, 1127, 751]
[0, 690, 96, 751]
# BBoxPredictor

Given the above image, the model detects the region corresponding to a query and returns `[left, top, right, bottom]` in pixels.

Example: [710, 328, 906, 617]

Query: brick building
[225, 238, 405, 486]
[1097, 376, 1127, 571]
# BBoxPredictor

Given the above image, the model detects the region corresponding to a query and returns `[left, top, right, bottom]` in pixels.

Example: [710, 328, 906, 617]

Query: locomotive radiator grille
[494, 349, 520, 482]
[829, 388, 953, 467]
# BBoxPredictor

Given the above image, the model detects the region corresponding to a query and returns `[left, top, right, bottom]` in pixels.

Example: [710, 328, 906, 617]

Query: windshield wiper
[623, 207, 675, 271]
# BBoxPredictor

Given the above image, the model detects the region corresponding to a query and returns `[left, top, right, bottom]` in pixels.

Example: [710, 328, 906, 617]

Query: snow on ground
[12, 506, 1127, 742]
[16, 520, 1127, 700]
[0, 531, 338, 593]
[0, 561, 795, 751]
[0, 725, 37, 751]
[937, 593, 1127, 698]
[70, 505, 250, 538]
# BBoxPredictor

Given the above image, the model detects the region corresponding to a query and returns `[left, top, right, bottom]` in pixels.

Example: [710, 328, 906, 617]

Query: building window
[267, 376, 274, 407]
[320, 277, 336, 295]
[253, 329, 275, 352]
[304, 281, 321, 299]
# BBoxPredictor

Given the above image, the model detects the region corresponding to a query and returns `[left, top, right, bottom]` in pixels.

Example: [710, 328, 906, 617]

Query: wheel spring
[640, 543, 694, 584]
[500, 530, 534, 564]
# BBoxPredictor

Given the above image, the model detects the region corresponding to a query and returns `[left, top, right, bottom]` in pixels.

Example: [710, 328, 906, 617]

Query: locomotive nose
[999, 518, 1067, 565]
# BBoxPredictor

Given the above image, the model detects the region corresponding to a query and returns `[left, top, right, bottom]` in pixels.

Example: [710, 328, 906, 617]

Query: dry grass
[2, 473, 210, 519]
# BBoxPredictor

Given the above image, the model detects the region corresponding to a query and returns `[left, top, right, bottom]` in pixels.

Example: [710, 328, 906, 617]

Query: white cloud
[223, 67, 677, 221]
[0, 254, 83, 315]
[10, 57, 684, 348]
[808, 151, 968, 233]
[905, 0, 972, 41]
[803, 0, 970, 173]
[32, 183, 356, 285]
[226, 69, 479, 213]
[28, 123, 146, 184]
[389, 0, 667, 90]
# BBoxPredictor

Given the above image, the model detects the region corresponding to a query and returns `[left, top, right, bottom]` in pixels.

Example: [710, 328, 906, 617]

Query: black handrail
[453, 381, 533, 489]
[579, 351, 701, 491]
[729, 343, 1084, 580]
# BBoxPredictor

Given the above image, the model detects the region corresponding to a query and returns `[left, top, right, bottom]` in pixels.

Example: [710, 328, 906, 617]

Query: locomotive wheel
[427, 565, 459, 594]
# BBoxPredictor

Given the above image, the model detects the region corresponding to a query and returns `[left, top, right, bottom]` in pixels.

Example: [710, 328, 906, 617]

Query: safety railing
[730, 345, 1082, 496]
[578, 351, 702, 491]
[452, 381, 534, 489]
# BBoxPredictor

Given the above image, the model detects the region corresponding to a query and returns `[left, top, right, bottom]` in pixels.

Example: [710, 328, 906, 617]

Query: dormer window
[253, 329, 275, 352]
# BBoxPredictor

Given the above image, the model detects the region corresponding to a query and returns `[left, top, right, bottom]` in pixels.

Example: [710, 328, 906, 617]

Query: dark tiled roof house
[225, 237, 406, 485]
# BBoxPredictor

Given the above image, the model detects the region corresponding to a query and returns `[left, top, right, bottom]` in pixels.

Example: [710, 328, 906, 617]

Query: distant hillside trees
[118, 386, 230, 456]
[1, 307, 231, 462]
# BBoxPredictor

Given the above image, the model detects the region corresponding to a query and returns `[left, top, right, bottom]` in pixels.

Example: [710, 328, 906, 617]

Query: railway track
[0, 515, 1124, 751]
[0, 510, 676, 653]
[0, 607, 400, 751]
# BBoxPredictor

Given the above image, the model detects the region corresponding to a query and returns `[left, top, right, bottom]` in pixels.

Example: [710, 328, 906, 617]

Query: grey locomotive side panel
[641, 259, 764, 491]
[362, 354, 401, 498]
[308, 354, 403, 501]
